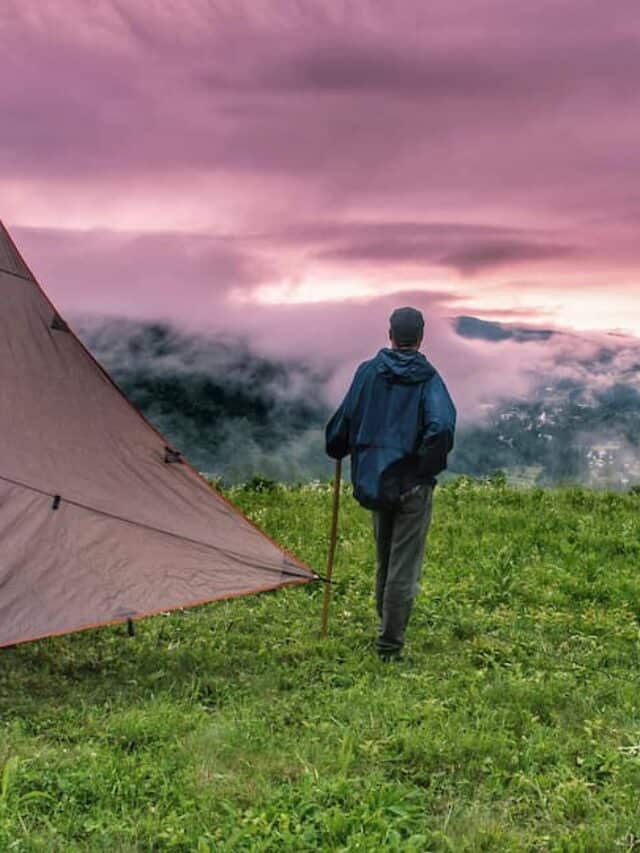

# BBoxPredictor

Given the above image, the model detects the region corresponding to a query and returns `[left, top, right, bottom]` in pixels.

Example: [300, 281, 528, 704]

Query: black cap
[389, 306, 424, 346]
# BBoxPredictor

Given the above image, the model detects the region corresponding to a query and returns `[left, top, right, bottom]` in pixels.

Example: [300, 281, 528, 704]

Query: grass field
[2, 478, 640, 850]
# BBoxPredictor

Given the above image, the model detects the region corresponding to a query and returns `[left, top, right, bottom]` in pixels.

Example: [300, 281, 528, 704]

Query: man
[325, 307, 456, 661]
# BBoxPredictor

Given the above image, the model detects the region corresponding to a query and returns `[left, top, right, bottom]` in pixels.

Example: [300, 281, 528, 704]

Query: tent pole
[320, 458, 342, 637]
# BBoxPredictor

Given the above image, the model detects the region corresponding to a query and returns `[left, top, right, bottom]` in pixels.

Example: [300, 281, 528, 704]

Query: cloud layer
[3, 0, 640, 338]
[76, 314, 640, 488]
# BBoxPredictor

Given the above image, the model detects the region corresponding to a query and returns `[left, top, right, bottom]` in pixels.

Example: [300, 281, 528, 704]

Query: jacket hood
[374, 348, 436, 385]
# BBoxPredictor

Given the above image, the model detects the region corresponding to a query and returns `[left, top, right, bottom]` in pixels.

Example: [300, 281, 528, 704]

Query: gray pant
[372, 484, 433, 656]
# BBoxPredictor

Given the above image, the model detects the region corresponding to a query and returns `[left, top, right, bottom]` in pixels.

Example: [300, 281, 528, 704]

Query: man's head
[389, 306, 424, 350]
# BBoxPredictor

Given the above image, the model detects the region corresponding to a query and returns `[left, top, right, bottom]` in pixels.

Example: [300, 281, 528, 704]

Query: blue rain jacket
[326, 348, 456, 510]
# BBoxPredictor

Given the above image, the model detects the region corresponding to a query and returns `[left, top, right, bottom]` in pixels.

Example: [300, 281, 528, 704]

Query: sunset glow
[2, 0, 639, 339]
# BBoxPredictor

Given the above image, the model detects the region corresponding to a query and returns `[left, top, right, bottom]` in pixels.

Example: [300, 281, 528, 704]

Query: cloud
[3, 0, 640, 333]
[442, 241, 576, 275]
[308, 222, 576, 275]
[12, 221, 634, 427]
[3, 0, 640, 195]
[13, 225, 270, 315]
[267, 41, 515, 96]
[73, 312, 640, 487]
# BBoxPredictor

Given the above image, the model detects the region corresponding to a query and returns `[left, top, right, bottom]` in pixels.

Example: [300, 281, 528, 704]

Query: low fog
[74, 312, 640, 488]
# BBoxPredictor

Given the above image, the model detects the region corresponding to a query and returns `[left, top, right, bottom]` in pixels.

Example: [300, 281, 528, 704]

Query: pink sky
[2, 0, 640, 336]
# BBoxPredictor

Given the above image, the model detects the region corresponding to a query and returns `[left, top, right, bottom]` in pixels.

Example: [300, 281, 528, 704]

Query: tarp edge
[0, 575, 315, 649]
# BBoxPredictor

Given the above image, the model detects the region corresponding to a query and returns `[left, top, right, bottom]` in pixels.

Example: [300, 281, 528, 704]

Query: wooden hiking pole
[320, 458, 342, 636]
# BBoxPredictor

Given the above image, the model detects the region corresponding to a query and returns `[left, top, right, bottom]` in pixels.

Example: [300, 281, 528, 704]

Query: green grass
[2, 478, 640, 850]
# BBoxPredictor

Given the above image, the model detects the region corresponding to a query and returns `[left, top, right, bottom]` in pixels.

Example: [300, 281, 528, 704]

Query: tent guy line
[0, 471, 312, 582]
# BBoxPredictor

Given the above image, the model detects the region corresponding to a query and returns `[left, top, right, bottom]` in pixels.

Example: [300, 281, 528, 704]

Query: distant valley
[77, 316, 640, 488]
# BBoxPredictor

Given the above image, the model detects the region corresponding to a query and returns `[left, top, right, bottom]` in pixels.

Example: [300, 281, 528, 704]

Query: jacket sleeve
[325, 397, 350, 459]
[325, 364, 366, 459]
[417, 373, 457, 477]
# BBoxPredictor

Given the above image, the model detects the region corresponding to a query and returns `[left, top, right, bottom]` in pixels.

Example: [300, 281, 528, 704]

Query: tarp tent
[0, 221, 316, 647]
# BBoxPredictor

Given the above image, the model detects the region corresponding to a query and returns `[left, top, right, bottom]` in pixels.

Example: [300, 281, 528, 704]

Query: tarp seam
[0, 266, 34, 283]
[0, 472, 318, 582]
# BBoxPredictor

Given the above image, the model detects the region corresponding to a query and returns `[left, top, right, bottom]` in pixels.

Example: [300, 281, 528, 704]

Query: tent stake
[320, 458, 342, 637]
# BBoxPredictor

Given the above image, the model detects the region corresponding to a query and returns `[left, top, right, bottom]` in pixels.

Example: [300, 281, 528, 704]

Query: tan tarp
[0, 221, 316, 647]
